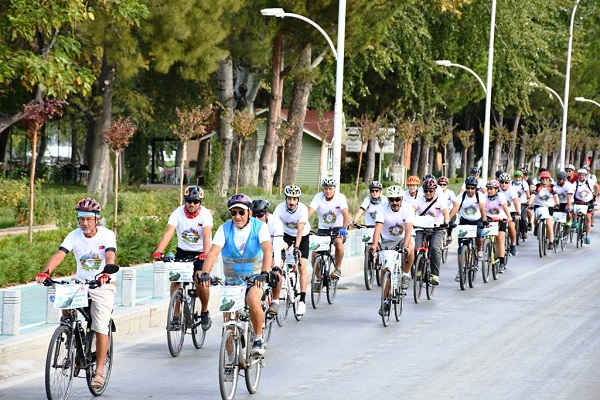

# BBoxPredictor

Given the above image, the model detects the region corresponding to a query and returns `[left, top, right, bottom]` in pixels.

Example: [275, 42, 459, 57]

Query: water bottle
[186, 293, 192, 304]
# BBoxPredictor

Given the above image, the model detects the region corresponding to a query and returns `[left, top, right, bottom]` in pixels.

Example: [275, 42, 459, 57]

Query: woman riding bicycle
[484, 179, 513, 272]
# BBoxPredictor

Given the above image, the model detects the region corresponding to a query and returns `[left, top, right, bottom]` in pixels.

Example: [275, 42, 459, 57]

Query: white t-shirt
[441, 189, 458, 210]
[265, 215, 285, 266]
[273, 202, 310, 236]
[309, 192, 349, 229]
[403, 190, 419, 208]
[212, 220, 271, 254]
[60, 227, 117, 281]
[511, 180, 529, 204]
[531, 184, 556, 207]
[573, 179, 594, 202]
[376, 203, 415, 241]
[167, 206, 213, 252]
[500, 186, 519, 212]
[485, 192, 508, 220]
[359, 196, 388, 226]
[458, 192, 485, 221]
[553, 181, 574, 204]
[413, 194, 448, 225]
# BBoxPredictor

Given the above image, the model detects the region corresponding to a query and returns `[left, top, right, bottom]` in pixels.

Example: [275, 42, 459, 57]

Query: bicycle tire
[381, 271, 391, 327]
[276, 271, 290, 327]
[326, 258, 338, 305]
[481, 240, 490, 283]
[504, 235, 511, 265]
[425, 260, 435, 300]
[363, 247, 374, 290]
[458, 244, 469, 290]
[393, 286, 403, 322]
[219, 327, 239, 400]
[45, 324, 75, 400]
[577, 216, 584, 248]
[290, 271, 303, 321]
[167, 289, 185, 357]
[467, 253, 475, 288]
[491, 239, 499, 281]
[262, 301, 273, 349]
[413, 253, 425, 303]
[538, 222, 545, 257]
[442, 242, 449, 264]
[244, 323, 262, 394]
[86, 326, 113, 396]
[190, 294, 206, 349]
[375, 252, 382, 286]
[569, 220, 575, 243]
[310, 256, 323, 309]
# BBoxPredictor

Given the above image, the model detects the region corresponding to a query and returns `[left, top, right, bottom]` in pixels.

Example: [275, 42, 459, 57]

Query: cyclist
[459, 167, 487, 194]
[35, 198, 116, 389]
[251, 199, 284, 315]
[528, 170, 559, 249]
[449, 176, 488, 281]
[152, 185, 213, 331]
[572, 168, 595, 244]
[520, 167, 535, 230]
[404, 175, 421, 207]
[554, 171, 574, 215]
[582, 164, 599, 227]
[371, 185, 415, 313]
[512, 170, 530, 240]
[308, 178, 349, 279]
[485, 180, 513, 272]
[273, 185, 310, 316]
[565, 164, 577, 184]
[413, 178, 449, 285]
[199, 193, 275, 355]
[438, 175, 459, 244]
[417, 174, 442, 197]
[351, 180, 387, 227]
[498, 172, 520, 256]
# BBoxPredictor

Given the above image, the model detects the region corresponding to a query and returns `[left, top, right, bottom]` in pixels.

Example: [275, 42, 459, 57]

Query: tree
[354, 115, 382, 198]
[277, 118, 297, 194]
[230, 109, 264, 192]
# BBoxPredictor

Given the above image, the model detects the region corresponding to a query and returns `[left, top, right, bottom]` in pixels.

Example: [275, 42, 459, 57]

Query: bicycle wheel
[577, 216, 584, 248]
[326, 258, 338, 305]
[504, 235, 511, 265]
[363, 247, 374, 290]
[310, 256, 323, 309]
[393, 286, 403, 322]
[442, 242, 449, 264]
[244, 323, 262, 394]
[262, 302, 273, 349]
[86, 326, 113, 396]
[190, 294, 206, 349]
[381, 271, 391, 327]
[538, 222, 545, 257]
[45, 325, 75, 400]
[219, 327, 239, 400]
[167, 289, 186, 357]
[458, 245, 469, 290]
[291, 272, 303, 322]
[425, 261, 435, 300]
[413, 253, 425, 303]
[561, 223, 568, 251]
[467, 251, 476, 288]
[276, 271, 290, 327]
[491, 241, 499, 281]
[569, 220, 575, 243]
[481, 240, 490, 283]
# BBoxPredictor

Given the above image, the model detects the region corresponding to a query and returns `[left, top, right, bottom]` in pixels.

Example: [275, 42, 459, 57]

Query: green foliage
[124, 129, 150, 186]
[0, 177, 29, 211]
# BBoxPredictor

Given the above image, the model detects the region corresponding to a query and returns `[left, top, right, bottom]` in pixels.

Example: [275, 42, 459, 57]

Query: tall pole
[560, 0, 581, 170]
[481, 0, 497, 184]
[332, 0, 346, 190]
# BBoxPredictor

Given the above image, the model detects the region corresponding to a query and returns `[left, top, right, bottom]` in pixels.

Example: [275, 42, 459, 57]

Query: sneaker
[528, 223, 533, 231]
[455, 273, 460, 282]
[296, 301, 306, 315]
[431, 275, 440, 285]
[533, 225, 538, 236]
[169, 315, 181, 331]
[378, 300, 390, 316]
[267, 302, 280, 315]
[498, 264, 506, 274]
[401, 275, 410, 290]
[547, 242, 554, 250]
[477, 250, 484, 259]
[585, 237, 591, 244]
[331, 268, 342, 279]
[252, 339, 265, 356]
[509, 245, 517, 256]
[521, 231, 527, 240]
[200, 312, 212, 331]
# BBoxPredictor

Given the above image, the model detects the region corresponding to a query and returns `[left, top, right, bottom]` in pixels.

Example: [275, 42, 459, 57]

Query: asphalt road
[2, 231, 600, 400]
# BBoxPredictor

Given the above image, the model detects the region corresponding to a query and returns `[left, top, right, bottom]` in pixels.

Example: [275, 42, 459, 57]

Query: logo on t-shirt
[368, 210, 377, 220]
[388, 224, 404, 237]
[181, 228, 200, 244]
[464, 205, 477, 216]
[322, 210, 337, 224]
[80, 252, 102, 271]
[284, 221, 298, 230]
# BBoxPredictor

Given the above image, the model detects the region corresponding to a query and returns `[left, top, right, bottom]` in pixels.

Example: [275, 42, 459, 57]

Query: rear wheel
[538, 222, 545, 257]
[86, 326, 113, 396]
[458, 245, 469, 290]
[413, 253, 425, 303]
[425, 260, 435, 300]
[244, 323, 262, 394]
[363, 246, 374, 290]
[491, 241, 499, 281]
[190, 294, 206, 349]
[326, 258, 338, 305]
[167, 289, 185, 357]
[276, 272, 290, 327]
[481, 240, 490, 283]
[45, 325, 74, 400]
[380, 271, 391, 327]
[393, 286, 403, 322]
[310, 256, 323, 309]
[219, 328, 239, 400]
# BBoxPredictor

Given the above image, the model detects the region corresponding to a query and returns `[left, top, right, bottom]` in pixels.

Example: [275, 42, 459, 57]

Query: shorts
[88, 284, 116, 335]
[175, 248, 205, 273]
[558, 203, 568, 212]
[497, 221, 507, 232]
[317, 227, 347, 244]
[283, 233, 310, 259]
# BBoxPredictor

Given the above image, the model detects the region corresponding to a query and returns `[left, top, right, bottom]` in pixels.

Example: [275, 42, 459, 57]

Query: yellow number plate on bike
[53, 284, 89, 309]
[220, 285, 245, 312]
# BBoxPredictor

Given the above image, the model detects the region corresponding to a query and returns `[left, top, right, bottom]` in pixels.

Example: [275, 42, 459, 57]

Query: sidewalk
[0, 254, 366, 366]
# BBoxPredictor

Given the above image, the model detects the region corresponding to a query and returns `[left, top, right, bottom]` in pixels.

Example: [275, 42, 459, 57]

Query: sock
[300, 292, 306, 302]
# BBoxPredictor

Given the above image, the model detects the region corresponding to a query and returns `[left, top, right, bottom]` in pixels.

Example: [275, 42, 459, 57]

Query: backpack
[459, 191, 479, 211]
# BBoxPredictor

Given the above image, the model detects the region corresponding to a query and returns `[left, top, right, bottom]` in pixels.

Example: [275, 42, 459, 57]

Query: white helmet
[577, 168, 587, 175]
[284, 185, 302, 198]
[385, 185, 404, 198]
[321, 177, 337, 187]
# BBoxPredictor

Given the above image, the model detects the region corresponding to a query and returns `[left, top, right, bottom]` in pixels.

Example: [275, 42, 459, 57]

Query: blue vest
[221, 218, 264, 277]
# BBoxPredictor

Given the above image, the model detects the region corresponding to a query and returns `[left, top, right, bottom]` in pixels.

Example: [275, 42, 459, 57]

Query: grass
[0, 207, 15, 228]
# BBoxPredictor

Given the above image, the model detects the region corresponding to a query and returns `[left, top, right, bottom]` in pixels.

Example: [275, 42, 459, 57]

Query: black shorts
[317, 227, 347, 243]
[283, 233, 310, 259]
[558, 203, 568, 212]
[175, 248, 205, 273]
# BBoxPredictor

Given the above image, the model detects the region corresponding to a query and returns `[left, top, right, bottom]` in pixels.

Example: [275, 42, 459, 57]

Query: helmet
[583, 165, 590, 170]
[557, 171, 568, 180]
[520, 167, 529, 175]
[498, 173, 511, 182]
[368, 181, 383, 190]
[539, 171, 552, 179]
[513, 170, 524, 178]
[422, 178, 438, 190]
[577, 168, 587, 175]
[407, 176, 420, 185]
[183, 185, 203, 202]
[469, 167, 481, 175]
[565, 164, 575, 171]
[495, 170, 504, 179]
[228, 193, 252, 210]
[250, 199, 270, 214]
[386, 185, 404, 198]
[438, 176, 449, 185]
[486, 180, 500, 189]
[284, 185, 302, 198]
[321, 177, 337, 187]
[465, 176, 478, 187]
[423, 174, 435, 182]
[76, 197, 101, 216]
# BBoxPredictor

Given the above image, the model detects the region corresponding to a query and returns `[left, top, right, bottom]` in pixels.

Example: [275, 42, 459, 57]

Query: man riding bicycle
[36, 198, 116, 390]
[199, 194, 275, 355]
[572, 168, 595, 244]
[485, 180, 513, 272]
[498, 172, 520, 257]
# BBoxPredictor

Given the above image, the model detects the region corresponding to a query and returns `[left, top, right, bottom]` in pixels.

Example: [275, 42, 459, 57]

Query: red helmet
[422, 178, 438, 190]
[539, 171, 552, 179]
[75, 198, 101, 216]
[437, 176, 449, 185]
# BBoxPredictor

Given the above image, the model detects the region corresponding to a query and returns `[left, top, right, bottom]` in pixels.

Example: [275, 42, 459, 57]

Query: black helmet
[557, 171, 568, 180]
[469, 167, 481, 175]
[250, 199, 270, 214]
[495, 170, 504, 179]
[423, 174, 435, 182]
[183, 186, 204, 202]
[465, 176, 478, 187]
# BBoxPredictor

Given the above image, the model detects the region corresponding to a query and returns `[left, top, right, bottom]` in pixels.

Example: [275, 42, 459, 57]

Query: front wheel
[167, 289, 186, 357]
[458, 245, 468, 290]
[244, 323, 262, 394]
[45, 325, 75, 400]
[413, 253, 425, 303]
[189, 295, 206, 349]
[393, 287, 403, 322]
[538, 222, 547, 256]
[219, 328, 239, 400]
[310, 256, 323, 309]
[86, 326, 113, 396]
[363, 247, 374, 290]
[481, 241, 490, 283]
[381, 271, 391, 327]
[276, 272, 290, 327]
[425, 261, 435, 300]
[326, 258, 338, 305]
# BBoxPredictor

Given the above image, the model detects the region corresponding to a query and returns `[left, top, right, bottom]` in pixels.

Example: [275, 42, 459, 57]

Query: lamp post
[529, 82, 565, 110]
[261, 5, 346, 189]
[435, 60, 487, 94]
[574, 96, 600, 109]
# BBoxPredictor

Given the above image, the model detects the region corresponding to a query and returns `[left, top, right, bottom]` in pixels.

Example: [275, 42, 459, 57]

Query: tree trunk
[517, 131, 527, 169]
[258, 35, 284, 192]
[35, 124, 47, 178]
[410, 138, 420, 175]
[467, 145, 475, 174]
[216, 57, 234, 197]
[28, 127, 38, 243]
[87, 53, 115, 207]
[363, 139, 376, 183]
[235, 139, 242, 192]
[282, 45, 313, 185]
[195, 138, 209, 185]
[355, 147, 365, 198]
[447, 138, 456, 179]
[417, 136, 429, 179]
[113, 151, 119, 232]
[506, 110, 521, 174]
[429, 145, 437, 174]
[69, 115, 78, 165]
[229, 133, 259, 188]
[591, 148, 598, 174]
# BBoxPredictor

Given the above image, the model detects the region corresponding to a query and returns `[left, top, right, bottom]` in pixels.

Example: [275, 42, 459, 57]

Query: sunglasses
[500, 181, 510, 184]
[439, 183, 447, 186]
[230, 210, 246, 217]
[253, 212, 265, 218]
[370, 189, 381, 193]
[466, 186, 476, 190]
[185, 199, 200, 204]
[388, 197, 402, 203]
[424, 189, 435, 193]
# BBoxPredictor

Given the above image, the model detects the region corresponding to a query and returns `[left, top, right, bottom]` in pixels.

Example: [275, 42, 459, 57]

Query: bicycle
[309, 230, 340, 309]
[413, 218, 446, 303]
[216, 277, 269, 400]
[441, 228, 450, 264]
[353, 223, 381, 290]
[552, 211, 569, 252]
[165, 259, 206, 357]
[573, 204, 588, 248]
[379, 247, 406, 327]
[534, 207, 550, 258]
[456, 224, 479, 290]
[43, 264, 119, 400]
[482, 222, 501, 281]
[276, 247, 303, 326]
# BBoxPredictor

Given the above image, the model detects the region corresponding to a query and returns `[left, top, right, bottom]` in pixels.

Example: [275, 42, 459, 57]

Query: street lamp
[529, 82, 565, 110]
[261, 4, 346, 189]
[574, 96, 600, 109]
[435, 60, 487, 95]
